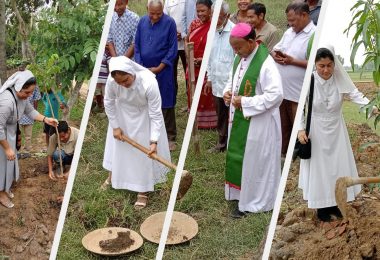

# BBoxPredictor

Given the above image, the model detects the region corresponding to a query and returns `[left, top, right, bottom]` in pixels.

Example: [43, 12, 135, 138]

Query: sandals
[0, 195, 14, 209]
[100, 179, 111, 191]
[134, 194, 148, 210]
[7, 191, 14, 199]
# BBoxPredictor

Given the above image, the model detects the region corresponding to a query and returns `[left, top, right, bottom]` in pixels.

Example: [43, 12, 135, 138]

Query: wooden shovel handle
[120, 135, 177, 171]
[349, 176, 380, 186]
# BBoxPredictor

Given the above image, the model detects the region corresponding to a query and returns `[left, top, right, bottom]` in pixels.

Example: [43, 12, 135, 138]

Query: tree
[345, 0, 380, 85]
[0, 0, 6, 83]
[30, 0, 106, 120]
[7, 0, 46, 61]
[336, 54, 345, 67]
[346, 0, 380, 128]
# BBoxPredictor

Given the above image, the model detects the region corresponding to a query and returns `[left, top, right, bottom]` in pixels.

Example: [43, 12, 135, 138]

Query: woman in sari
[187, 0, 217, 129]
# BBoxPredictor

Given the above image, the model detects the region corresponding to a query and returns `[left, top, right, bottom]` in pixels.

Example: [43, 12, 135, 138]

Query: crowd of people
[94, 0, 324, 217]
[3, 0, 369, 225]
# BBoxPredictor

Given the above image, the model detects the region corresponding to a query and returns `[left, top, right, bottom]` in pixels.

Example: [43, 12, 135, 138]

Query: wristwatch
[150, 141, 158, 145]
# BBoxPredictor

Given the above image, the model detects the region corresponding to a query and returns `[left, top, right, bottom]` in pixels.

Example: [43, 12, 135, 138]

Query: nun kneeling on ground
[0, 70, 58, 208]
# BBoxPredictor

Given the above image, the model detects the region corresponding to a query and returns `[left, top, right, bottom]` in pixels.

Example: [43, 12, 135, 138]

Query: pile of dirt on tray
[270, 121, 380, 260]
[99, 231, 135, 252]
[0, 155, 66, 260]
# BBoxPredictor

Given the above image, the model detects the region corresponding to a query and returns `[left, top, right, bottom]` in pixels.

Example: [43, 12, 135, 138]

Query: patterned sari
[187, 19, 217, 129]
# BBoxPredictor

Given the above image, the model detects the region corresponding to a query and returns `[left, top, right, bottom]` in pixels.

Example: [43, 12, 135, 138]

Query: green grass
[348, 71, 374, 82]
[343, 101, 380, 136]
[57, 1, 292, 259]
[226, 0, 291, 32]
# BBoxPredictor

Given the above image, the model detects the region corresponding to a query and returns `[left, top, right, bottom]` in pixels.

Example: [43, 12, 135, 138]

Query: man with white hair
[135, 0, 178, 151]
[205, 1, 235, 152]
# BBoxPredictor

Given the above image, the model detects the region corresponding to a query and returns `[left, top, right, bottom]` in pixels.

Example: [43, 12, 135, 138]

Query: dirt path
[270, 83, 380, 260]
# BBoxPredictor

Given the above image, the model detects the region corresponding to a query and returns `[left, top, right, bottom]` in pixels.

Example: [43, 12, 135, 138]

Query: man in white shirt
[205, 1, 235, 152]
[164, 0, 187, 100]
[271, 2, 315, 156]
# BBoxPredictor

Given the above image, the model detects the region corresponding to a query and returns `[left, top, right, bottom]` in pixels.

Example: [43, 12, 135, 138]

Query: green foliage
[6, 57, 25, 69]
[345, 0, 380, 128]
[5, 0, 46, 59]
[30, 0, 107, 89]
[345, 0, 380, 83]
[27, 54, 61, 92]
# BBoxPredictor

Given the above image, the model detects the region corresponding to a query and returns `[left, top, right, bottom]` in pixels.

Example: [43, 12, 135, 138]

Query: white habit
[223, 47, 283, 212]
[103, 57, 171, 192]
[299, 71, 369, 208]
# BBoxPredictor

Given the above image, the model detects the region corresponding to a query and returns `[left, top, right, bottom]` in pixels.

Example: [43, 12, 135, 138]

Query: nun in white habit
[102, 56, 170, 209]
[0, 70, 58, 208]
[297, 45, 377, 221]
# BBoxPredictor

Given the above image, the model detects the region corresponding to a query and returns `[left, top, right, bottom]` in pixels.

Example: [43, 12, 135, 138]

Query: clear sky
[318, 0, 366, 67]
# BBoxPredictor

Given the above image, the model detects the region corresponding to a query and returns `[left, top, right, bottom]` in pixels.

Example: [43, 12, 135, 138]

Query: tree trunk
[62, 81, 82, 121]
[0, 0, 6, 84]
[10, 0, 34, 61]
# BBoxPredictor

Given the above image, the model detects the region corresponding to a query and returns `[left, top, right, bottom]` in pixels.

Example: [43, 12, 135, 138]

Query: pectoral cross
[324, 97, 329, 106]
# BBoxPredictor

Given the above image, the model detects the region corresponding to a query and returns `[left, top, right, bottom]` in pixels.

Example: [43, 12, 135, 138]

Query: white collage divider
[261, 0, 331, 259]
[49, 1, 115, 259]
[155, 0, 223, 259]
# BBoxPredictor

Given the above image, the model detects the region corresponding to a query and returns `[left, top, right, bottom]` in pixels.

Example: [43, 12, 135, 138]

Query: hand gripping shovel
[120, 135, 193, 199]
[335, 176, 380, 222]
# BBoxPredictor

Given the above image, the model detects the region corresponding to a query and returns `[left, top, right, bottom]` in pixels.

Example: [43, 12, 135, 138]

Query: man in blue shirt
[135, 0, 178, 151]
[94, 0, 139, 113]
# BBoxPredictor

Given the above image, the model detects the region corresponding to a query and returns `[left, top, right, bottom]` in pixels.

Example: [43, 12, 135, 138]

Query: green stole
[225, 44, 269, 189]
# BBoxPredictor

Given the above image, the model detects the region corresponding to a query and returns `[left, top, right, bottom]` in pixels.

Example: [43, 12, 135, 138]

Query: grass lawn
[57, 1, 292, 259]
[343, 101, 380, 136]
[348, 71, 374, 82]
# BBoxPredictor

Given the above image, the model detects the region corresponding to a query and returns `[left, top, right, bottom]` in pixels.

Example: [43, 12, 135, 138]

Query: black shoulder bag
[293, 74, 314, 160]
[7, 89, 22, 151]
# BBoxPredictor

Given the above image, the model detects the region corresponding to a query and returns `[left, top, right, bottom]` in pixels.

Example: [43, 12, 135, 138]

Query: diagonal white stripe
[261, 1, 331, 259]
[48, 1, 116, 259]
[155, 0, 223, 259]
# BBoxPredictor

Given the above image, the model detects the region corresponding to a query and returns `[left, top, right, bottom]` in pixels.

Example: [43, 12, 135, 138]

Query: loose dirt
[99, 231, 135, 252]
[0, 125, 75, 260]
[269, 82, 380, 260]
[0, 154, 66, 260]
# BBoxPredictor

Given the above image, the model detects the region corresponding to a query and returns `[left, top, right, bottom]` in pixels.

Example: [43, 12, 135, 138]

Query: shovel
[120, 135, 193, 200]
[335, 176, 380, 222]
